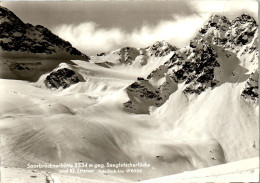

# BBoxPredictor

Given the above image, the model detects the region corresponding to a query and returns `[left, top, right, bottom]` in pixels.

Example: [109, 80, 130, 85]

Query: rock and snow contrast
[91, 41, 176, 78]
[0, 6, 89, 59]
[0, 6, 89, 81]
[0, 6, 258, 183]
[124, 14, 258, 114]
[44, 63, 85, 89]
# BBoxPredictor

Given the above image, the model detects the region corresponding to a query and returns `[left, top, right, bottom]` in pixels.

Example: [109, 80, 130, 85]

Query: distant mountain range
[0, 5, 258, 182]
[121, 14, 258, 113]
[0, 5, 258, 106]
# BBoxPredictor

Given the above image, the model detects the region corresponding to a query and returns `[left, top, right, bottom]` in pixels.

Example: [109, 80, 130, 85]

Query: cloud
[54, 22, 126, 55]
[190, 0, 258, 20]
[53, 0, 257, 56]
[128, 14, 210, 48]
[54, 14, 210, 55]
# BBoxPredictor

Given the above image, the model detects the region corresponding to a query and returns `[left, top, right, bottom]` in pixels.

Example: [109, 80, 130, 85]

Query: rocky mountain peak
[0, 6, 89, 60]
[94, 40, 176, 68]
[190, 13, 257, 52]
[150, 40, 172, 48]
[209, 14, 231, 25]
[146, 40, 177, 57]
[0, 6, 24, 25]
[124, 14, 258, 114]
[232, 13, 257, 25]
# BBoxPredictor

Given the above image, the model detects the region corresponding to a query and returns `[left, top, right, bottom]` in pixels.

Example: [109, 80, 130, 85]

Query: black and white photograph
[0, 0, 259, 182]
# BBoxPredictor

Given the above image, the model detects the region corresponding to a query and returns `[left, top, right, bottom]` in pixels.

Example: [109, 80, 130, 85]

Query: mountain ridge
[0, 6, 89, 60]
[0, 7, 258, 182]
[94, 40, 177, 66]
[123, 13, 258, 114]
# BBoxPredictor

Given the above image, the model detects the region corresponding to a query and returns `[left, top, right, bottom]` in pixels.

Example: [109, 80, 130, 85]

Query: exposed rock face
[125, 72, 177, 113]
[158, 44, 220, 94]
[124, 79, 163, 114]
[44, 64, 85, 89]
[192, 14, 258, 72]
[114, 47, 140, 64]
[145, 41, 177, 57]
[124, 14, 258, 114]
[95, 40, 177, 67]
[241, 70, 259, 102]
[0, 6, 89, 60]
[192, 14, 257, 50]
[95, 61, 114, 68]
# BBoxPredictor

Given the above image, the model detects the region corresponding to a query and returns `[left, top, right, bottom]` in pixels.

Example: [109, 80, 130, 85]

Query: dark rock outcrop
[0, 6, 89, 60]
[95, 41, 177, 67]
[124, 14, 258, 114]
[192, 14, 257, 51]
[145, 41, 177, 57]
[242, 70, 258, 102]
[44, 64, 85, 89]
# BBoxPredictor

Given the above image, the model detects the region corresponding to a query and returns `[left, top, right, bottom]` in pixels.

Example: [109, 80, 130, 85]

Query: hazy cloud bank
[54, 14, 210, 55]
[54, 0, 257, 55]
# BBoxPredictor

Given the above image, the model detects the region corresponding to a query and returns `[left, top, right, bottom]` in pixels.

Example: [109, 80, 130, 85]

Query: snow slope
[0, 6, 89, 82]
[141, 157, 259, 182]
[0, 59, 258, 182]
[90, 41, 176, 78]
[1, 157, 258, 183]
[0, 7, 258, 183]
[1, 62, 227, 182]
[122, 13, 259, 166]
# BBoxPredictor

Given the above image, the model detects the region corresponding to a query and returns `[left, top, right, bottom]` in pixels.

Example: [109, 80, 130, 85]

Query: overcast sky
[1, 0, 258, 55]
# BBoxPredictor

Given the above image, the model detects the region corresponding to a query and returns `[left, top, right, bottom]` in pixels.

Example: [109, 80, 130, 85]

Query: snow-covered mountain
[124, 14, 258, 114]
[120, 14, 259, 169]
[0, 6, 258, 183]
[95, 41, 176, 64]
[0, 6, 89, 59]
[90, 41, 177, 78]
[0, 6, 89, 81]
